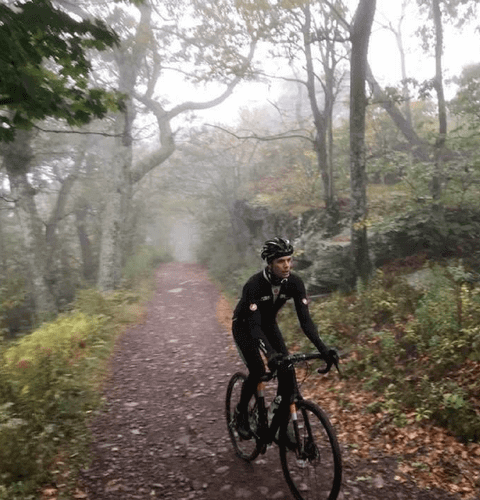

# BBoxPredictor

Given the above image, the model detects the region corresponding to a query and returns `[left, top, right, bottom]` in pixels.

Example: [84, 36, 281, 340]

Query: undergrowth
[0, 247, 165, 499]
[282, 261, 480, 443]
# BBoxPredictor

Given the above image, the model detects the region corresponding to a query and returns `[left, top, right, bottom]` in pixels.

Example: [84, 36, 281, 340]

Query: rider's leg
[267, 325, 296, 402]
[232, 323, 266, 414]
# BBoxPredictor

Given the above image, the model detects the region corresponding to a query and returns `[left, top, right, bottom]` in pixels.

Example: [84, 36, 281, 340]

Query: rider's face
[270, 256, 292, 280]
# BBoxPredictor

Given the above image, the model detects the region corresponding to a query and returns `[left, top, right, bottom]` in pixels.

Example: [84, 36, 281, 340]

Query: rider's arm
[291, 276, 329, 357]
[239, 276, 276, 357]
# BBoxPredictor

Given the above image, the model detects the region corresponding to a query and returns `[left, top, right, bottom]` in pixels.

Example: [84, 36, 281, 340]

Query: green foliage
[0, 286, 145, 497]
[0, 0, 122, 143]
[367, 184, 413, 223]
[371, 206, 480, 267]
[450, 63, 480, 126]
[284, 262, 480, 442]
[196, 224, 258, 294]
[0, 273, 32, 340]
[122, 245, 172, 287]
[0, 313, 104, 486]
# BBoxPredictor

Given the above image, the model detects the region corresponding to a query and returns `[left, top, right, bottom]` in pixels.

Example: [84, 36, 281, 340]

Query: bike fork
[290, 403, 301, 451]
[256, 382, 269, 453]
[256, 382, 267, 430]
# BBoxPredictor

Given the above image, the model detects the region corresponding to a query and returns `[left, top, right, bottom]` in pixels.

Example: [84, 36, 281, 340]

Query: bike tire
[279, 399, 342, 500]
[225, 372, 263, 461]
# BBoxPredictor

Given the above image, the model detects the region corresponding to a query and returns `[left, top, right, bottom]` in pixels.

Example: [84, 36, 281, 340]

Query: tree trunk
[303, 1, 339, 213]
[393, 0, 413, 128]
[75, 199, 97, 283]
[431, 0, 447, 201]
[97, 3, 150, 291]
[45, 169, 80, 277]
[0, 215, 6, 273]
[349, 0, 376, 283]
[97, 105, 133, 291]
[4, 131, 57, 317]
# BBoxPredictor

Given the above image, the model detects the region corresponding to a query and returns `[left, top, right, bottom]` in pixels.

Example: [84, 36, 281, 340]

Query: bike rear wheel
[225, 372, 262, 461]
[279, 399, 342, 500]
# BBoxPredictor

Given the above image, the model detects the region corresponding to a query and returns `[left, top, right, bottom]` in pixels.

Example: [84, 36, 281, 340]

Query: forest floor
[50, 262, 479, 500]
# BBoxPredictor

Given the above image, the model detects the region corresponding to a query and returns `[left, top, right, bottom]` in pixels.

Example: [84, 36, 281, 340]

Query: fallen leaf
[73, 490, 88, 499]
[42, 488, 57, 496]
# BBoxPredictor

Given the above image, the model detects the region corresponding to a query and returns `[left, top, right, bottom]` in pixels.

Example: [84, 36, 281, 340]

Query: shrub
[122, 245, 172, 287]
[0, 300, 130, 495]
[0, 273, 33, 340]
[0, 313, 107, 482]
[283, 263, 480, 443]
[370, 206, 480, 267]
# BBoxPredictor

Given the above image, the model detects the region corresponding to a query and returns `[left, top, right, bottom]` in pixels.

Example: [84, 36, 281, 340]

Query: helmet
[261, 237, 294, 263]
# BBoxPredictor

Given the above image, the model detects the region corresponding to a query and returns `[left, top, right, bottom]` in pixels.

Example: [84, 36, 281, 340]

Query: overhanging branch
[206, 124, 314, 144]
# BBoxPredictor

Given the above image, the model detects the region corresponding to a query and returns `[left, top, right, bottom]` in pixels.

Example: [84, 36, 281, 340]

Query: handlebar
[284, 352, 341, 375]
[261, 352, 341, 382]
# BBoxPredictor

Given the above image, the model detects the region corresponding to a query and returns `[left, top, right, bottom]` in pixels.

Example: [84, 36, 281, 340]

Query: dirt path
[80, 262, 461, 500]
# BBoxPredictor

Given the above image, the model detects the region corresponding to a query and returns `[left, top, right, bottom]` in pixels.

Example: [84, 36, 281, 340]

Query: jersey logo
[249, 303, 258, 311]
[260, 296, 271, 301]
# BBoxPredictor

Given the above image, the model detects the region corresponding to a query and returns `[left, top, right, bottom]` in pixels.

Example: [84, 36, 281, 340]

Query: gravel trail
[80, 262, 459, 500]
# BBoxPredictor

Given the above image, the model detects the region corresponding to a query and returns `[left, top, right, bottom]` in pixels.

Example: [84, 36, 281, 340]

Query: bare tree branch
[0, 193, 17, 204]
[32, 125, 121, 138]
[206, 124, 314, 144]
[165, 39, 258, 120]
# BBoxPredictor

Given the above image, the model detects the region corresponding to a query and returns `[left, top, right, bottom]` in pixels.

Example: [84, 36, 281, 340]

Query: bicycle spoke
[279, 400, 342, 500]
[225, 372, 262, 461]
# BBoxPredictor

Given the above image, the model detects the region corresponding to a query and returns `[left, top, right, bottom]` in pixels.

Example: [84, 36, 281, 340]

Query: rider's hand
[316, 347, 340, 375]
[327, 348, 340, 367]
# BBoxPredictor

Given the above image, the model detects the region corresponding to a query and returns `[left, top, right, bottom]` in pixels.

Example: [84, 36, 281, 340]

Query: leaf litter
[216, 293, 480, 499]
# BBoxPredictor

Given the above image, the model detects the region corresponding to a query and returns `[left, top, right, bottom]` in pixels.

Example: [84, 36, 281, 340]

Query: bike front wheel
[225, 372, 262, 461]
[279, 399, 342, 500]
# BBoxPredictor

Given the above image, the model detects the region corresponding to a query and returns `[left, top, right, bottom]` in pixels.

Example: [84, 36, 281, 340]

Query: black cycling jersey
[232, 268, 326, 356]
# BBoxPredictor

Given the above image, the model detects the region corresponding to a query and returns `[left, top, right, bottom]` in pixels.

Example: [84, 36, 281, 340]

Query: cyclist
[232, 237, 338, 439]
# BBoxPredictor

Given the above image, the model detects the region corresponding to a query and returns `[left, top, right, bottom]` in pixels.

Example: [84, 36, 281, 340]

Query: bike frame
[255, 371, 303, 447]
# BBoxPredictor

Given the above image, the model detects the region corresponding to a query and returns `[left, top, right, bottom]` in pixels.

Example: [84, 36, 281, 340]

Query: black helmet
[261, 237, 294, 263]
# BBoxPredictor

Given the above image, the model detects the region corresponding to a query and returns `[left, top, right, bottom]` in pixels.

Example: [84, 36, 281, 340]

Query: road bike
[226, 352, 342, 500]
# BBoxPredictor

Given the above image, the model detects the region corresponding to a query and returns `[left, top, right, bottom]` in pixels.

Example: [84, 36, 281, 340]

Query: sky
[369, 0, 479, 94]
[192, 0, 479, 125]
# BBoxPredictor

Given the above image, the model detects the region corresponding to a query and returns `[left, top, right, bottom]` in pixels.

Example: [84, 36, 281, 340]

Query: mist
[169, 216, 200, 263]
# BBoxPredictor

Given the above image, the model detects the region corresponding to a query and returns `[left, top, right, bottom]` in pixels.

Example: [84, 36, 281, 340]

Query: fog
[169, 217, 200, 263]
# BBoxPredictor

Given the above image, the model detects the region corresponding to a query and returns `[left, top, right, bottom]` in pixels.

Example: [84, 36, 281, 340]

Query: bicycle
[225, 352, 342, 500]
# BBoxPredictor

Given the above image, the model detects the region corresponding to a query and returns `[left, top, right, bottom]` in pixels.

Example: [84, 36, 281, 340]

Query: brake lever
[316, 358, 332, 374]
[317, 358, 342, 377]
[333, 359, 343, 379]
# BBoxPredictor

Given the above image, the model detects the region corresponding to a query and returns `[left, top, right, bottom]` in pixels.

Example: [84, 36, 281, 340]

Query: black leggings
[232, 321, 296, 412]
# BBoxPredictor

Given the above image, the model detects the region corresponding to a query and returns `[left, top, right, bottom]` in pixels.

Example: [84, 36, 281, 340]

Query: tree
[302, 0, 349, 215]
[262, 0, 350, 214]
[95, 0, 261, 290]
[2, 130, 57, 315]
[349, 0, 376, 282]
[365, 0, 479, 197]
[416, 0, 478, 199]
[1, 124, 97, 318]
[430, 0, 447, 200]
[450, 63, 480, 126]
[0, 0, 123, 143]
[377, 0, 413, 128]
[96, 2, 152, 291]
